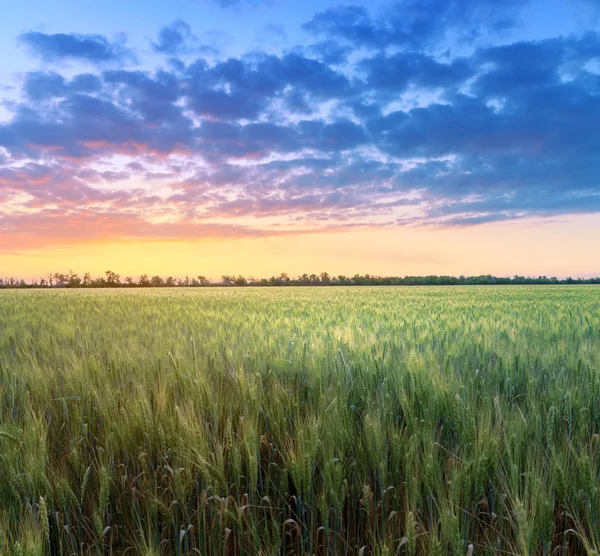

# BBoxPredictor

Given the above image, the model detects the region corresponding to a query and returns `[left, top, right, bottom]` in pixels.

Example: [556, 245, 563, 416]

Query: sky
[0, 0, 599, 279]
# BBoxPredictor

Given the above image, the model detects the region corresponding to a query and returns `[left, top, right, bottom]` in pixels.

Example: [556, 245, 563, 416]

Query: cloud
[152, 20, 220, 57]
[102, 69, 183, 124]
[260, 24, 287, 42]
[0, 159, 374, 251]
[205, 0, 272, 7]
[23, 72, 67, 101]
[70, 74, 103, 93]
[366, 37, 600, 162]
[183, 52, 354, 121]
[304, 0, 529, 50]
[299, 119, 369, 151]
[19, 32, 134, 64]
[3, 11, 600, 248]
[0, 210, 298, 252]
[473, 33, 600, 98]
[1, 67, 196, 159]
[360, 52, 473, 94]
[23, 72, 103, 101]
[152, 20, 194, 55]
[308, 41, 352, 65]
[188, 87, 268, 121]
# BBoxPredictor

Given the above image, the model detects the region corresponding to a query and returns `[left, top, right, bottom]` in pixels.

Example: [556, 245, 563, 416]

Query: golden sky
[3, 214, 599, 280]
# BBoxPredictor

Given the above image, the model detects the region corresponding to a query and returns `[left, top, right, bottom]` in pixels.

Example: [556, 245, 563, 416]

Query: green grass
[1, 286, 600, 555]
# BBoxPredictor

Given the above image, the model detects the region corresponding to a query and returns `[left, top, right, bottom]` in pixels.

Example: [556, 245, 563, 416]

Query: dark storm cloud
[19, 32, 134, 63]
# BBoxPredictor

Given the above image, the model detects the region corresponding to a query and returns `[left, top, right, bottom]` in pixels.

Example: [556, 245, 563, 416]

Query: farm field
[1, 286, 600, 555]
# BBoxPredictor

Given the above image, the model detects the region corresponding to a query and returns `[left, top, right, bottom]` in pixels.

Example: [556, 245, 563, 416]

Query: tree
[53, 272, 67, 287]
[234, 275, 247, 286]
[105, 270, 120, 286]
[67, 271, 81, 288]
[150, 275, 164, 287]
[2, 271, 600, 288]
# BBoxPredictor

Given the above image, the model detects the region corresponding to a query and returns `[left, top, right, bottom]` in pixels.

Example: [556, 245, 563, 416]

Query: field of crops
[1, 286, 599, 555]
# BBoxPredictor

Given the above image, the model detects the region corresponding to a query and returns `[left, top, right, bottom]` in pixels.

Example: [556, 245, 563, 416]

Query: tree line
[1, 270, 599, 288]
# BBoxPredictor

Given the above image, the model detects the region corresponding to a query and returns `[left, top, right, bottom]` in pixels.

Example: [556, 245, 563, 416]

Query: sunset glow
[1, 0, 599, 277]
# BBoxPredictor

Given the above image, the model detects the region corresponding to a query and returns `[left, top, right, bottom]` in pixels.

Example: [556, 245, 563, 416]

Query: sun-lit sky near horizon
[1, 0, 599, 279]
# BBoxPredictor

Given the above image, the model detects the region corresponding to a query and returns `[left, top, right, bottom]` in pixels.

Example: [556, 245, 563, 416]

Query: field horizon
[1, 286, 599, 554]
[2, 0, 598, 552]
[2, 271, 600, 289]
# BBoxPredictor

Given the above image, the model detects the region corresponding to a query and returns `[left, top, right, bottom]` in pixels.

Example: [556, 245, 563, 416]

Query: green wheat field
[1, 286, 600, 555]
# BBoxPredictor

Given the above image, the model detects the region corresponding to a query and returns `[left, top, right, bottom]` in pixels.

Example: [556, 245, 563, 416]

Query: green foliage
[2, 272, 600, 288]
[0, 286, 599, 554]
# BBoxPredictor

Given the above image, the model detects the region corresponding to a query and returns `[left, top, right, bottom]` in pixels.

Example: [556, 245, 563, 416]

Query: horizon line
[2, 272, 600, 288]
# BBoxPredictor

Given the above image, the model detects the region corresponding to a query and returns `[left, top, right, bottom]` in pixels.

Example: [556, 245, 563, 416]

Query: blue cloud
[474, 33, 600, 98]
[23, 72, 66, 101]
[23, 72, 103, 101]
[153, 20, 193, 55]
[299, 119, 369, 152]
[70, 74, 103, 93]
[361, 52, 473, 93]
[268, 53, 353, 98]
[189, 88, 267, 121]
[103, 70, 179, 101]
[308, 41, 352, 65]
[19, 32, 134, 64]
[304, 6, 380, 48]
[304, 0, 528, 50]
[4, 12, 600, 230]
[207, 0, 271, 7]
[182, 52, 354, 121]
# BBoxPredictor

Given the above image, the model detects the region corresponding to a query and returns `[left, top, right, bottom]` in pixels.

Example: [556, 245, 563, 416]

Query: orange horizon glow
[2, 214, 599, 281]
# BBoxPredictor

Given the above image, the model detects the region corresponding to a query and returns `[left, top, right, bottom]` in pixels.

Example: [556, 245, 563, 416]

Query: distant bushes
[1, 270, 599, 288]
